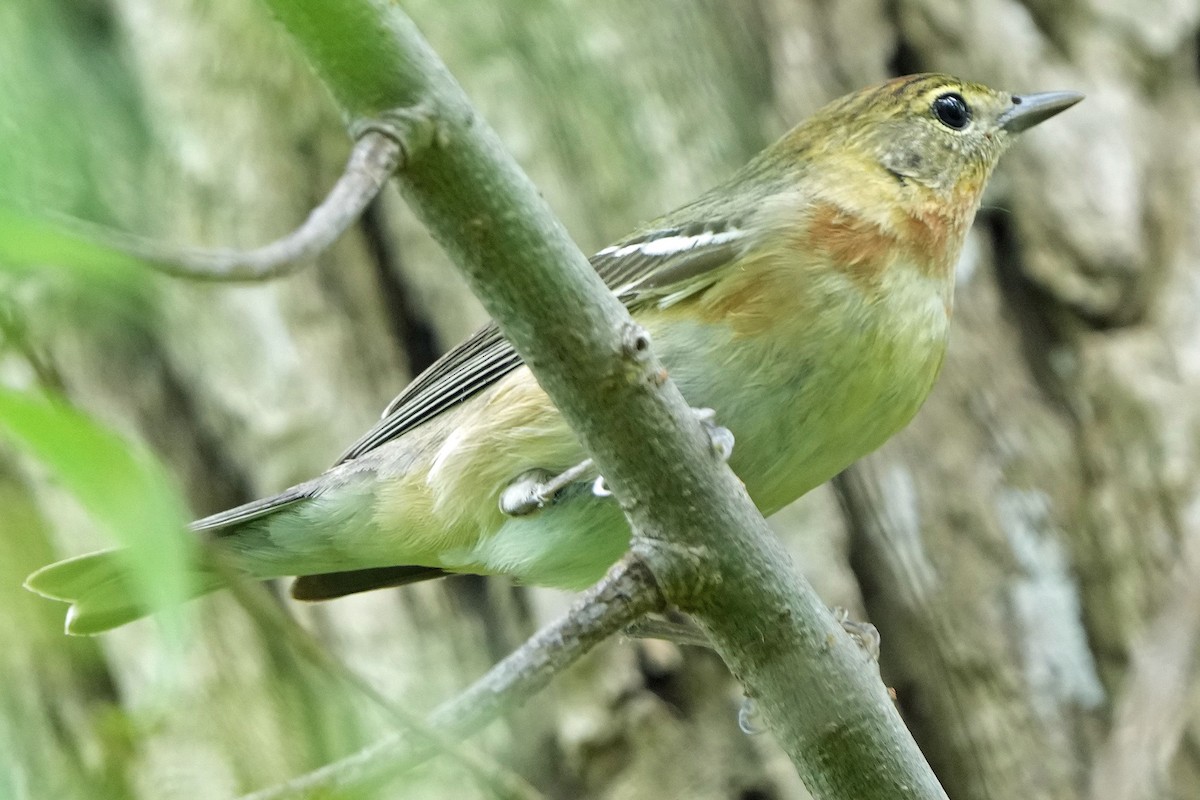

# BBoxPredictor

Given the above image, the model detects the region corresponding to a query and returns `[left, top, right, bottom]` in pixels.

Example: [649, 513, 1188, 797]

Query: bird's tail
[26, 484, 316, 635]
[24, 549, 222, 635]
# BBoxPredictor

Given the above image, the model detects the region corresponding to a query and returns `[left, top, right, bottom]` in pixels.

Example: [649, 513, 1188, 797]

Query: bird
[27, 73, 1082, 634]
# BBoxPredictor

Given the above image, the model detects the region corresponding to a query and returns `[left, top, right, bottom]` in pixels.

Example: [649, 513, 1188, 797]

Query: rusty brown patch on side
[677, 204, 901, 337]
[676, 246, 813, 337]
[806, 202, 898, 290]
[900, 206, 953, 276]
[900, 178, 983, 281]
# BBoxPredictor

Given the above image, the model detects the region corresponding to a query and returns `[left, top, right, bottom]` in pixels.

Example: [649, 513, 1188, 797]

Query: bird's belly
[652, 264, 950, 514]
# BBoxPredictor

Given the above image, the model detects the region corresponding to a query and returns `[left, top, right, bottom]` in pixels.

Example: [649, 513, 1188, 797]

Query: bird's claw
[500, 459, 600, 516]
[738, 697, 765, 735]
[498, 470, 553, 516]
[833, 606, 881, 662]
[693, 407, 735, 462]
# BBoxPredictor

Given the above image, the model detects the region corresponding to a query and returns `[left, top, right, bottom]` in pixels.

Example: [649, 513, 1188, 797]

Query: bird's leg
[626, 608, 879, 660]
[499, 407, 733, 517]
[499, 459, 595, 516]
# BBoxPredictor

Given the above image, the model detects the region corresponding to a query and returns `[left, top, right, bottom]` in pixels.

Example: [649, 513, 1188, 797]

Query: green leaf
[0, 388, 193, 639]
[0, 205, 147, 281]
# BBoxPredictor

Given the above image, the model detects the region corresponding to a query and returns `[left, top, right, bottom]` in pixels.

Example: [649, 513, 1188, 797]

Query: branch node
[352, 102, 442, 167]
[630, 537, 719, 610]
[617, 321, 668, 390]
[620, 321, 652, 360]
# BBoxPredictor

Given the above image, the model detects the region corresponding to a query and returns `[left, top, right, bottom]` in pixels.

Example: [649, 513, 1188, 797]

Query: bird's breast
[650, 250, 951, 515]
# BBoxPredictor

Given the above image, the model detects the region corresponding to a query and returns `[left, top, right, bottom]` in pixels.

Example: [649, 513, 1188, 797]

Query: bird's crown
[787, 73, 1081, 197]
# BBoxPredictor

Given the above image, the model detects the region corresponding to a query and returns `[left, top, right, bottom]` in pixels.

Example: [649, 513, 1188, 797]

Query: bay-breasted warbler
[29, 73, 1081, 633]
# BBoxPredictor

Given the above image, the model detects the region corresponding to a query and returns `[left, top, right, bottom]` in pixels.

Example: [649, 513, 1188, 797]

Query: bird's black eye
[932, 92, 971, 130]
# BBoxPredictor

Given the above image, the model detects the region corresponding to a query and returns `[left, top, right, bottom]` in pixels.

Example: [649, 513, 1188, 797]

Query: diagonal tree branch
[40, 130, 400, 282]
[240, 558, 661, 800]
[253, 2, 949, 799]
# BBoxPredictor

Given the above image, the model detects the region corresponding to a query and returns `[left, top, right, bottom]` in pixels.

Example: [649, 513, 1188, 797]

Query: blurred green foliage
[0, 5, 193, 796]
[0, 4, 421, 797]
[0, 388, 195, 637]
[0, 0, 187, 628]
[0, 0, 158, 334]
[0, 0, 148, 218]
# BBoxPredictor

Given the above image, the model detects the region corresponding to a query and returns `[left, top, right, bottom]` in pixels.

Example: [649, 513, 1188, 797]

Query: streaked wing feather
[596, 220, 745, 295]
[335, 221, 745, 464]
[379, 325, 508, 419]
[336, 325, 521, 463]
[191, 485, 313, 533]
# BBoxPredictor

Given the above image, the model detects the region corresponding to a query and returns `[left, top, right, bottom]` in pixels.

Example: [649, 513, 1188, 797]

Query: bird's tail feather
[24, 549, 222, 635]
[26, 488, 313, 635]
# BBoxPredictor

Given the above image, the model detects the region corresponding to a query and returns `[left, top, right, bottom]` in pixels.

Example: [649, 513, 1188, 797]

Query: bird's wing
[191, 484, 315, 533]
[335, 219, 748, 464]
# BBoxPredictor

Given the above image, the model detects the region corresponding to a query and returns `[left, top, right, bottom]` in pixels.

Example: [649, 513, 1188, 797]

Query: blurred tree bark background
[2, 1, 1198, 799]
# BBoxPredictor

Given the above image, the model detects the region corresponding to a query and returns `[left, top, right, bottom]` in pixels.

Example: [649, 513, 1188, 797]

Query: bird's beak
[998, 90, 1084, 133]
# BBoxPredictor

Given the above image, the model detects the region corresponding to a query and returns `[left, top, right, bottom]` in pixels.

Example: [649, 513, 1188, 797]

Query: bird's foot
[499, 408, 731, 517]
[832, 606, 881, 661]
[499, 459, 596, 516]
[693, 407, 735, 461]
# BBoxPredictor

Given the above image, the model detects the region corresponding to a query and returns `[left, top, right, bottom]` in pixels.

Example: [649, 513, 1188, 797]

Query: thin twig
[624, 612, 712, 648]
[239, 557, 662, 800]
[43, 130, 402, 282]
[211, 552, 546, 800]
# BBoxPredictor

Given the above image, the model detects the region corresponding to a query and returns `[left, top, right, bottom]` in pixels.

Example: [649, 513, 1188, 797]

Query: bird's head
[811, 73, 1082, 199]
[761, 74, 1082, 278]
